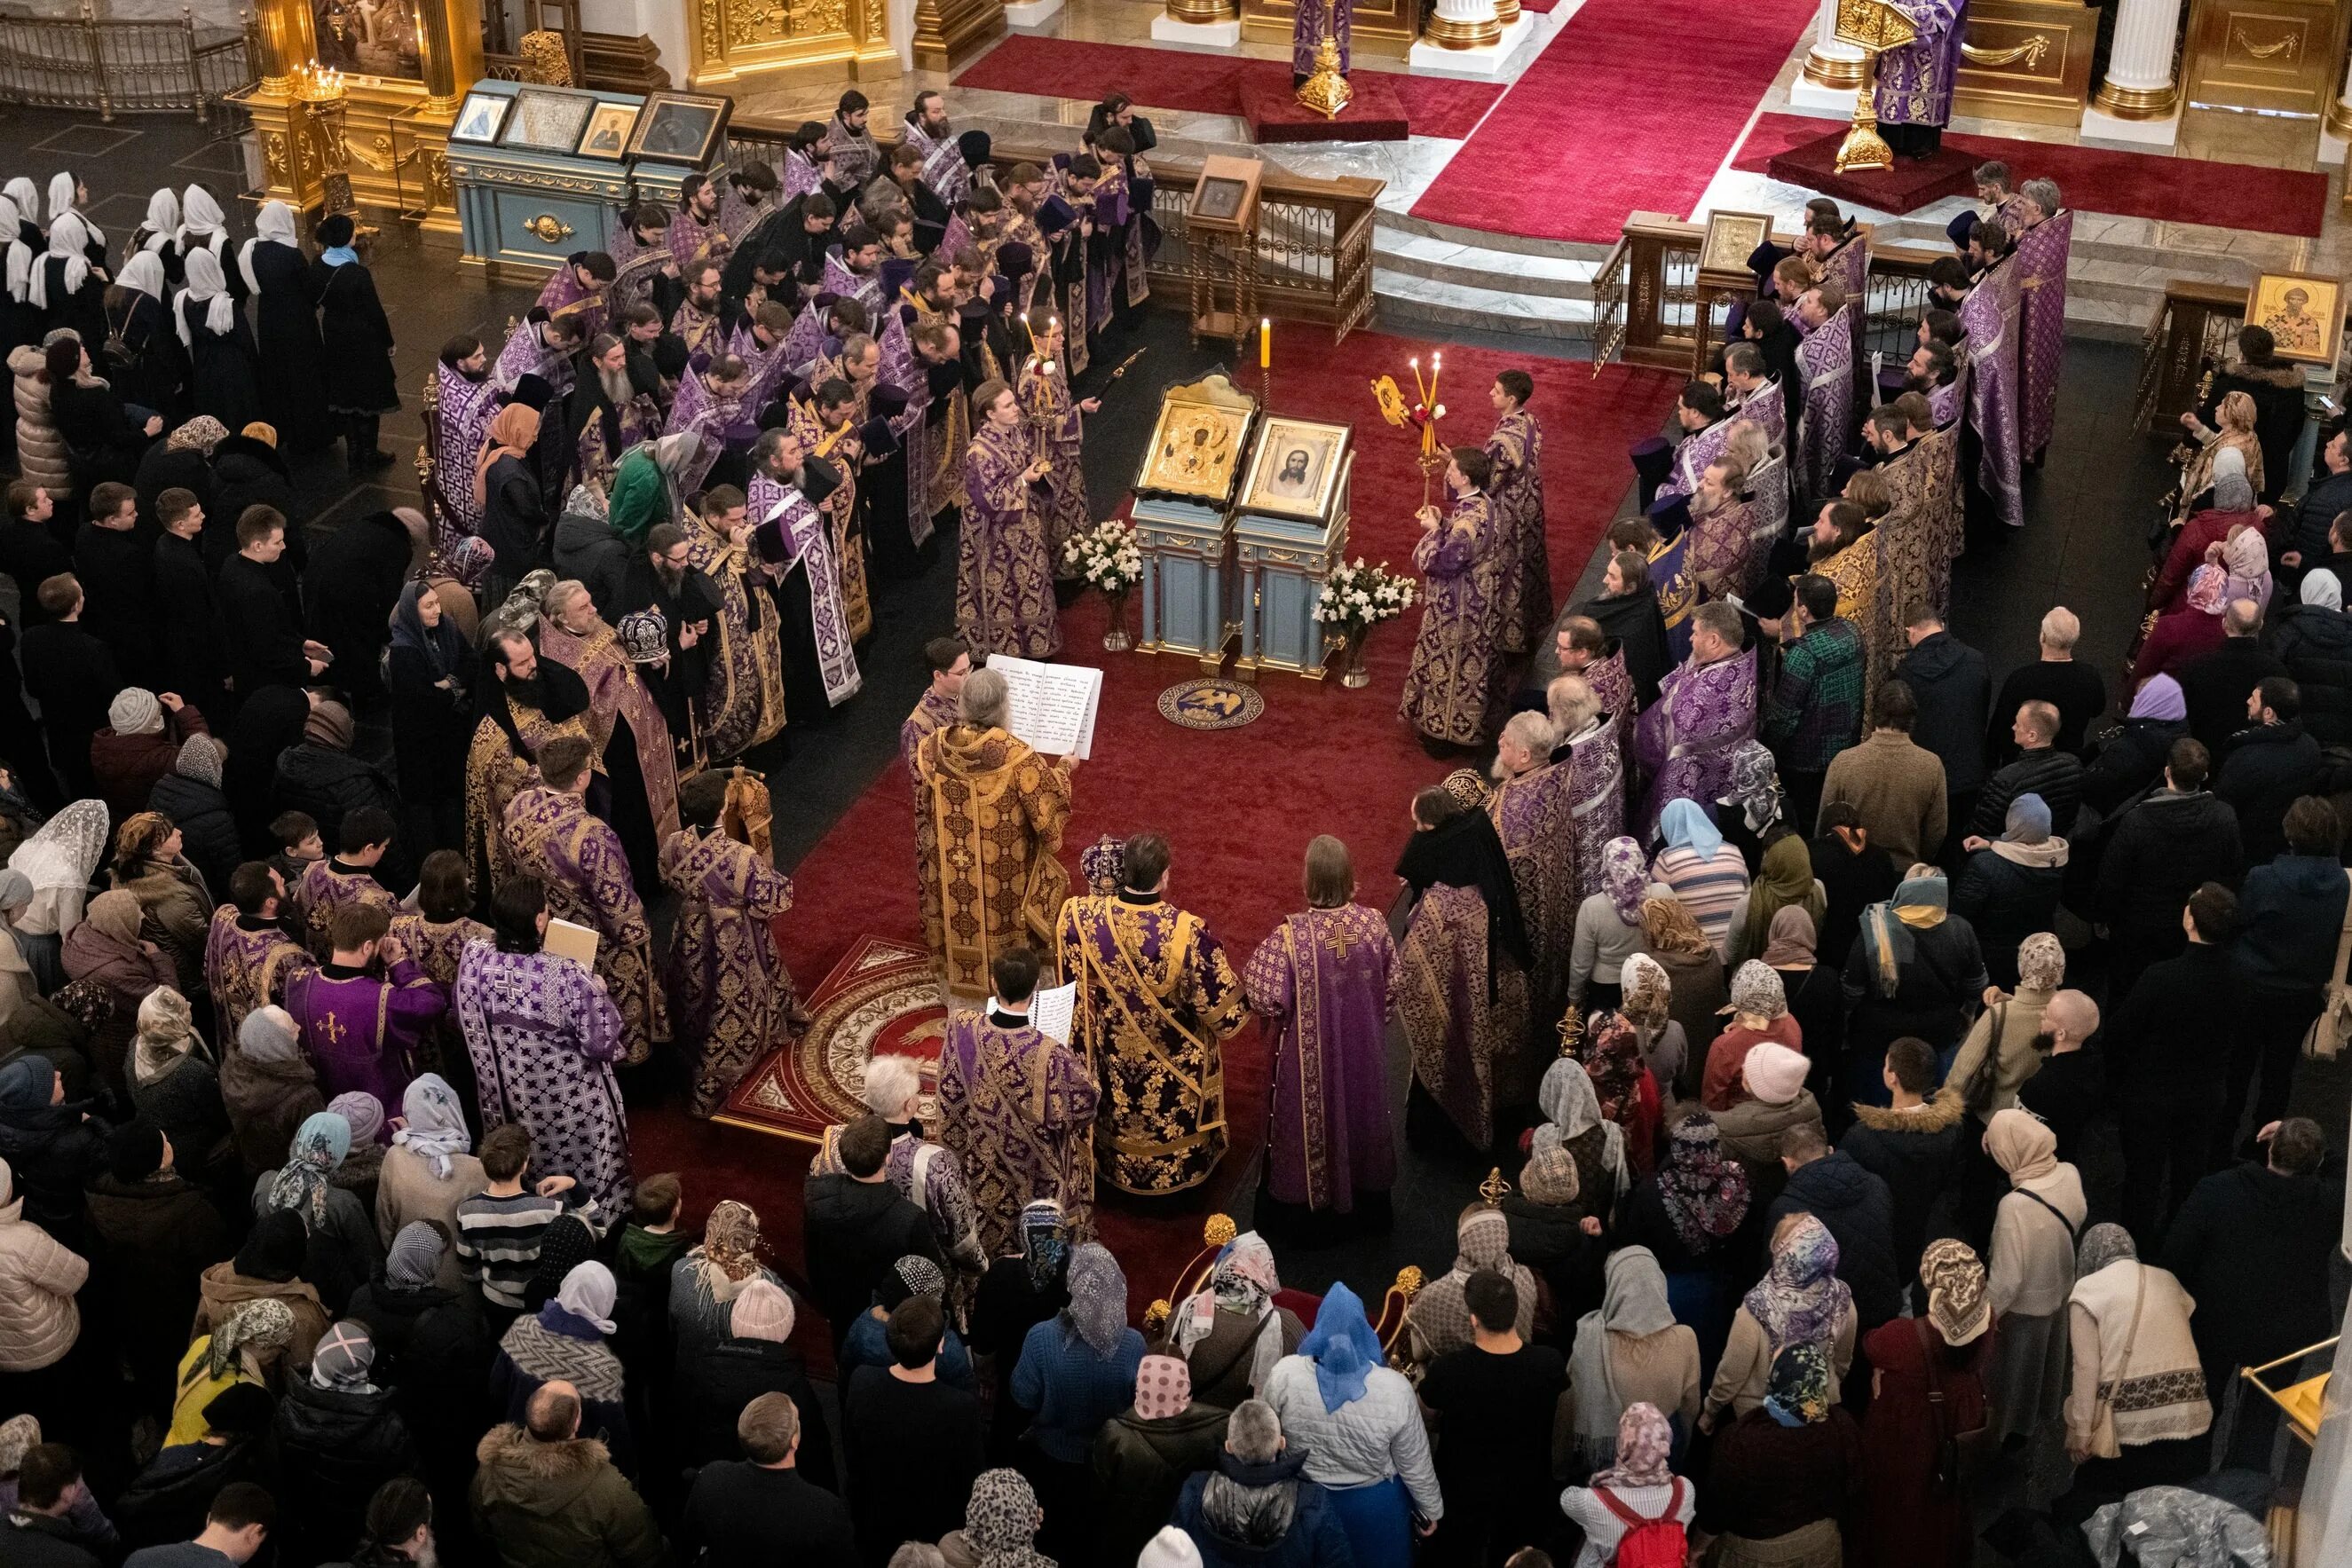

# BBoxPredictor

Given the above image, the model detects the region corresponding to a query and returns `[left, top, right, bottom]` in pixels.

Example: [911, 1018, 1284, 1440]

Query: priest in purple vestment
[1961, 225, 2025, 529]
[1635, 602, 1760, 839]
[281, 902, 447, 1112]
[1244, 836, 1396, 1224]
[1874, 0, 1968, 159]
[2011, 178, 2072, 468]
[433, 340, 499, 540]
[1796, 281, 1856, 500]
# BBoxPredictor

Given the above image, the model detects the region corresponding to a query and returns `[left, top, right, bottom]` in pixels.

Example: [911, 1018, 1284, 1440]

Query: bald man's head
[2043, 989, 2099, 1046]
[525, 1381, 582, 1441]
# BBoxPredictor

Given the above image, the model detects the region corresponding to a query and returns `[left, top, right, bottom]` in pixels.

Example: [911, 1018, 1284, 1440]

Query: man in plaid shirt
[1761, 572, 1865, 825]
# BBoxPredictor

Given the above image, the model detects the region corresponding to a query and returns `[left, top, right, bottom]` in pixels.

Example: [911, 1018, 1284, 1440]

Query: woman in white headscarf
[1565, 1246, 1701, 1473]
[128, 188, 179, 275]
[237, 201, 328, 454]
[173, 185, 232, 282]
[176, 248, 258, 433]
[7, 799, 108, 989]
[0, 193, 30, 318]
[1, 181, 39, 248]
[29, 212, 104, 349]
[101, 250, 185, 419]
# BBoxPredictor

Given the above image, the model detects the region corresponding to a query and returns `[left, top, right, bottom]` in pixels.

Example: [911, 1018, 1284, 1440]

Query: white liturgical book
[986, 656, 1103, 760]
[542, 918, 601, 969]
[1029, 982, 1077, 1045]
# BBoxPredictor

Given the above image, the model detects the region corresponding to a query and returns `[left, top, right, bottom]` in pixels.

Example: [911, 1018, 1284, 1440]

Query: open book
[1029, 981, 1077, 1046]
[542, 917, 601, 969]
[985, 656, 1103, 760]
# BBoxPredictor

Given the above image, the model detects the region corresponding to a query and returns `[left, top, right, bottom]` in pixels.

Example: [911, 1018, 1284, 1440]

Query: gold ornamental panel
[1243, 0, 1421, 60]
[1953, 0, 2094, 127]
[692, 0, 919, 83]
[2184, 0, 2350, 116]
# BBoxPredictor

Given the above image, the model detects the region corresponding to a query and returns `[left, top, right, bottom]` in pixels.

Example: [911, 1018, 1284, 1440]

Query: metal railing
[0, 1, 253, 122]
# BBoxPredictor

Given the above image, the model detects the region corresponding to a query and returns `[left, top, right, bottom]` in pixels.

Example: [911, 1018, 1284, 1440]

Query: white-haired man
[1487, 710, 1575, 1033]
[1989, 604, 2104, 761]
[809, 1050, 985, 1283]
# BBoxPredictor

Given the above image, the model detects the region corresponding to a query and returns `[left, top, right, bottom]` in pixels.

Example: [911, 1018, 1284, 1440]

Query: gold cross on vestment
[1321, 919, 1358, 962]
[314, 1012, 347, 1048]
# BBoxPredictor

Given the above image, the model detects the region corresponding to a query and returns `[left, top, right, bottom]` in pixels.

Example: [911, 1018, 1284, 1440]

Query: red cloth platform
[629, 331, 1681, 1320]
[1409, 0, 1820, 242]
[951, 35, 1501, 141]
[1735, 111, 2332, 239]
[1763, 127, 1976, 215]
[1241, 71, 1409, 143]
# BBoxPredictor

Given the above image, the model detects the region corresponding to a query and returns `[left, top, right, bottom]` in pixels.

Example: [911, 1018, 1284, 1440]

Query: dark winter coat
[1896, 630, 1993, 794]
[244, 240, 328, 453]
[268, 1375, 421, 1564]
[2215, 721, 2325, 864]
[2163, 1161, 2344, 1377]
[2095, 788, 2244, 960]
[1952, 846, 2066, 989]
[2179, 636, 2290, 764]
[216, 552, 309, 697]
[204, 437, 296, 574]
[72, 518, 157, 682]
[2104, 943, 2238, 1102]
[2233, 850, 2352, 995]
[1766, 1149, 1901, 1329]
[469, 1426, 665, 1568]
[83, 1169, 232, 1399]
[344, 1272, 495, 1474]
[312, 259, 398, 415]
[152, 532, 225, 709]
[148, 769, 240, 900]
[671, 1334, 835, 1487]
[1172, 1459, 1354, 1568]
[2080, 716, 2185, 817]
[1093, 1403, 1231, 1567]
[304, 511, 415, 709]
[1837, 1087, 1966, 1283]
[131, 439, 213, 534]
[91, 705, 209, 825]
[270, 744, 399, 855]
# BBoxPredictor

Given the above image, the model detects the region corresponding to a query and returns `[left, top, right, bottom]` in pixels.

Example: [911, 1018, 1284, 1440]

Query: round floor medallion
[1156, 678, 1266, 732]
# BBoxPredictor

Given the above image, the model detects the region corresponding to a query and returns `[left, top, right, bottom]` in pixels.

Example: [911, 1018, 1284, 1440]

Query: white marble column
[2082, 0, 2184, 146]
[1409, 0, 1530, 77]
[1803, 0, 1867, 89]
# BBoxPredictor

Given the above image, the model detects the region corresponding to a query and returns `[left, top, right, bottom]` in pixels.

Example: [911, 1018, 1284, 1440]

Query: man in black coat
[215, 507, 327, 699]
[2284, 423, 2352, 571]
[2095, 738, 2243, 1007]
[0, 1447, 103, 1568]
[1766, 1123, 1902, 1330]
[1837, 1036, 1965, 1305]
[0, 483, 71, 626]
[2108, 882, 2238, 1245]
[1986, 606, 2106, 760]
[671, 1288, 836, 1487]
[72, 480, 157, 687]
[203, 431, 298, 577]
[2014, 989, 2103, 1166]
[2214, 675, 2326, 863]
[801, 1115, 937, 1350]
[152, 488, 226, 713]
[2162, 1116, 2345, 1467]
[304, 509, 417, 711]
[1896, 606, 1991, 855]
[1970, 699, 2082, 839]
[19, 574, 120, 800]
[679, 1394, 855, 1568]
[2178, 597, 2288, 762]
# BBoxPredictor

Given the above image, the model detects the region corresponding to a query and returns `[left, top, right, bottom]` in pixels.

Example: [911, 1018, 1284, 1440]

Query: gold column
[416, 0, 480, 110]
[1164, 0, 1241, 27]
[249, 0, 319, 93]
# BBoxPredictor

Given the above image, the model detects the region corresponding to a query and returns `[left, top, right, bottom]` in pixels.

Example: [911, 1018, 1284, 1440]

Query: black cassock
[245, 239, 330, 452]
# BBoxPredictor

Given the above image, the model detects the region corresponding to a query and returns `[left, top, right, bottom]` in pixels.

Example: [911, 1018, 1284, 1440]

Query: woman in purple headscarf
[1701, 1213, 1855, 1430]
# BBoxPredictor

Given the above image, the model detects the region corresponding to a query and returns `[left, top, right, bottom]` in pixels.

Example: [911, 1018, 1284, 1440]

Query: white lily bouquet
[1315, 557, 1417, 643]
[1063, 519, 1144, 597]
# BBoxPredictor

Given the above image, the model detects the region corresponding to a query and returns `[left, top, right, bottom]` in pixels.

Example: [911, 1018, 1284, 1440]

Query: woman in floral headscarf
[169, 1296, 294, 1445]
[1702, 961, 1802, 1114]
[1857, 1239, 1996, 1568]
[1406, 1206, 1538, 1367]
[1699, 1342, 1860, 1568]
[1095, 1354, 1230, 1565]
[1617, 953, 1686, 1111]
[1639, 894, 1726, 1097]
[256, 1109, 383, 1306]
[1703, 1213, 1856, 1428]
[1012, 1242, 1144, 1556]
[1167, 1232, 1305, 1411]
[1617, 1112, 1752, 1364]
[948, 1468, 1054, 1568]
[1569, 835, 1652, 1019]
[1715, 740, 1789, 875]
[2175, 387, 2263, 523]
[667, 1197, 788, 1358]
[2134, 562, 2231, 684]
[1558, 1402, 1693, 1568]
[1575, 1011, 1661, 1178]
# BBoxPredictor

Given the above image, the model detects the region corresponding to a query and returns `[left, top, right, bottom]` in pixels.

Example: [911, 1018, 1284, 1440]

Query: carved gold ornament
[1960, 33, 2049, 68]
[523, 213, 575, 242]
[2232, 27, 2300, 59]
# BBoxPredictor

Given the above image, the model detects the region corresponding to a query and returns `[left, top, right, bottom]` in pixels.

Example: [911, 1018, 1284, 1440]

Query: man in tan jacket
[1816, 678, 1947, 865]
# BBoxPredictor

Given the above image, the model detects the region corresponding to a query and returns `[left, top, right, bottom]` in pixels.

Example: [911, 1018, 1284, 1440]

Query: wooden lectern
[1833, 0, 1919, 172]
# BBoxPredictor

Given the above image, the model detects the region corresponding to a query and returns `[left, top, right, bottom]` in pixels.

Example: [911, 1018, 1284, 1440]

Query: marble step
[1371, 267, 1594, 337]
[1371, 225, 1604, 297]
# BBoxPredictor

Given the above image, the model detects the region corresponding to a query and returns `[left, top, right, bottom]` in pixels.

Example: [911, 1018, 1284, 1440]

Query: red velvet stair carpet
[1733, 112, 2332, 240]
[1409, 0, 1820, 243]
[951, 35, 1503, 142]
[631, 332, 1680, 1320]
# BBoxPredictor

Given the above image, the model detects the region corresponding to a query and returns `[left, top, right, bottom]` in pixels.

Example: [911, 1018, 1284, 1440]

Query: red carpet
[1241, 71, 1411, 143]
[1734, 112, 2333, 239]
[1409, 0, 1819, 242]
[951, 35, 1502, 141]
[1764, 128, 1977, 215]
[632, 333, 1680, 1320]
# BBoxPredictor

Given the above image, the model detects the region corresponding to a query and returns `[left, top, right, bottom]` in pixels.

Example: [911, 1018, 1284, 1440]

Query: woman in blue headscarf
[1841, 864, 1986, 1107]
[1650, 797, 1751, 961]
[1260, 1281, 1441, 1568]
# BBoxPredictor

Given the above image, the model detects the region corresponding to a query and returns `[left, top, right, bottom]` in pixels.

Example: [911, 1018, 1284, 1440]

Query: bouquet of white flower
[1314, 556, 1416, 645]
[1062, 519, 1144, 597]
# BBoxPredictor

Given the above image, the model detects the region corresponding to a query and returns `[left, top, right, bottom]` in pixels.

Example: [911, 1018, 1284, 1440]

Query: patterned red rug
[715, 936, 946, 1146]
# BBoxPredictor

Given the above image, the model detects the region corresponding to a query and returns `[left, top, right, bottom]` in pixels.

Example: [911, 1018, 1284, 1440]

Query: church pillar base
[1150, 12, 1242, 43]
[1003, 0, 1062, 23]
[2080, 102, 2181, 146]
[1405, 12, 1529, 76]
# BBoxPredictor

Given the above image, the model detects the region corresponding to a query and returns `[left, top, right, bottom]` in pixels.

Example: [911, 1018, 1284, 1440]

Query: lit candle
[1409, 356, 1426, 403]
[1429, 351, 1441, 407]
[1259, 317, 1270, 369]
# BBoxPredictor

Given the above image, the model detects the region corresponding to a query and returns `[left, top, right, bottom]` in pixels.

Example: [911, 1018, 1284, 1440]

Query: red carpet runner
[632, 333, 1680, 1319]
[1409, 0, 1819, 242]
[950, 35, 1503, 142]
[1734, 112, 2333, 240]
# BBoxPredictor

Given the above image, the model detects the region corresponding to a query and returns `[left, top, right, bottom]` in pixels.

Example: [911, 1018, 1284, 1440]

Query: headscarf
[2001, 793, 2051, 845]
[166, 414, 228, 454]
[1739, 833, 1823, 961]
[28, 213, 91, 311]
[1655, 1112, 1750, 1251]
[1764, 1341, 1832, 1426]
[1172, 1232, 1285, 1397]
[389, 581, 466, 685]
[0, 1415, 38, 1477]
[1569, 1248, 1677, 1462]
[1763, 904, 1818, 968]
[1519, 1144, 1580, 1205]
[556, 1260, 619, 1335]
[2076, 1221, 2137, 1280]
[175, 734, 224, 790]
[1590, 1401, 1674, 1489]
[0, 197, 26, 307]
[175, 184, 225, 254]
[386, 1221, 445, 1289]
[2016, 932, 2065, 994]
[0, 872, 29, 917]
[1017, 1198, 1067, 1291]
[2129, 674, 2188, 722]
[1920, 1238, 1990, 1346]
[304, 701, 355, 751]
[45, 173, 86, 232]
[177, 247, 236, 344]
[1394, 803, 1530, 982]
[1640, 894, 1713, 959]
[310, 1319, 378, 1394]
[138, 187, 178, 251]
[328, 1091, 384, 1146]
[1581, 1012, 1650, 1128]
[1, 179, 36, 226]
[2185, 563, 2227, 615]
[694, 1199, 765, 1296]
[963, 1469, 1052, 1568]
[1600, 835, 1649, 926]
[1420, 1208, 1536, 1355]
[1858, 870, 1948, 998]
[1133, 1354, 1193, 1421]
[1659, 797, 1724, 858]
[204, 1297, 295, 1380]
[82, 888, 143, 946]
[115, 251, 165, 303]
[237, 1005, 304, 1067]
[2222, 525, 2270, 603]
[1728, 959, 1787, 1022]
[237, 200, 300, 295]
[130, 986, 198, 1085]
[1620, 952, 1671, 1031]
[730, 1280, 797, 1342]
[1723, 741, 1781, 832]
[393, 1074, 471, 1179]
[1061, 1242, 1126, 1358]
[2306, 570, 2345, 612]
[474, 403, 541, 511]
[1742, 1213, 1852, 1349]
[264, 1110, 351, 1230]
[1535, 1055, 1627, 1193]
[1296, 1280, 1384, 1411]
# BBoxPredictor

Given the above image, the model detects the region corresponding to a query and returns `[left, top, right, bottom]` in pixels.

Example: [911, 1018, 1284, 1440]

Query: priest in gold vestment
[463, 625, 596, 900]
[912, 666, 1077, 1001]
[1054, 831, 1250, 1196]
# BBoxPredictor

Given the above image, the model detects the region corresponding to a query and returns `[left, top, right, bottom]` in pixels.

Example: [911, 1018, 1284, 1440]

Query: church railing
[0, 1, 252, 122]
[2130, 280, 2262, 436]
[1589, 235, 1629, 376]
[725, 117, 1384, 342]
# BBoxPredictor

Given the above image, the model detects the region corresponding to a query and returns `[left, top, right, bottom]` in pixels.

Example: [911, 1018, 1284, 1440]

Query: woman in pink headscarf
[1095, 1354, 1231, 1564]
[2131, 563, 2230, 686]
[1559, 1402, 1695, 1568]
